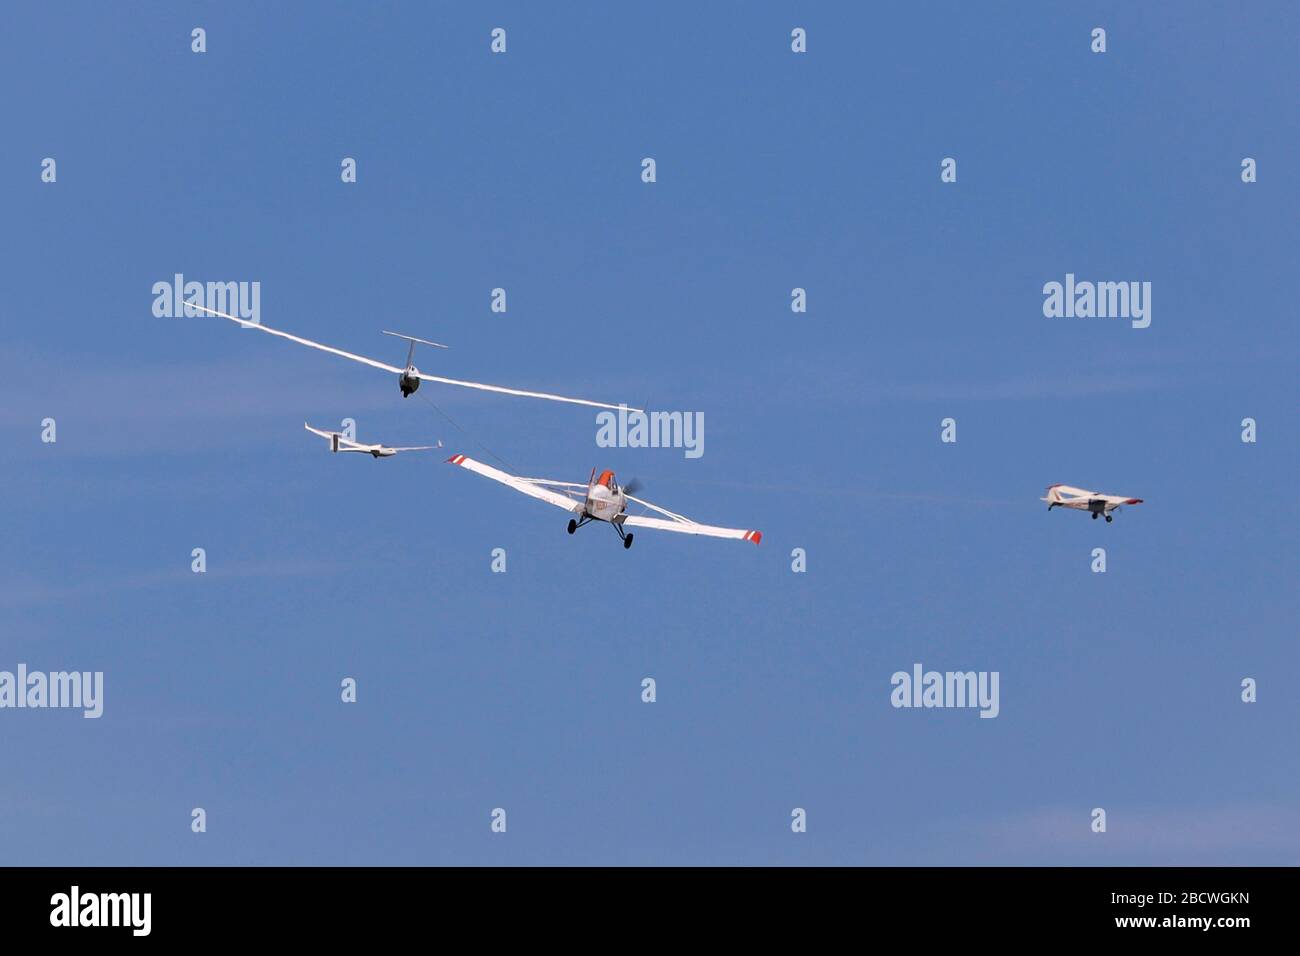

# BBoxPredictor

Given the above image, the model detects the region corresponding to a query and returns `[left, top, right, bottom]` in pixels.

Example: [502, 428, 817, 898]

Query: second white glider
[304, 423, 439, 458]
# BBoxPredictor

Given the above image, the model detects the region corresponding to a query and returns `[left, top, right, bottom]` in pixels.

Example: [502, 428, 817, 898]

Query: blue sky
[2, 2, 1296, 865]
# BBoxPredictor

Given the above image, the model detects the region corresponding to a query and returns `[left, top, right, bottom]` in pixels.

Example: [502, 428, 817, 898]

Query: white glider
[1042, 484, 1144, 522]
[185, 301, 639, 412]
[305, 423, 439, 458]
[446, 455, 762, 549]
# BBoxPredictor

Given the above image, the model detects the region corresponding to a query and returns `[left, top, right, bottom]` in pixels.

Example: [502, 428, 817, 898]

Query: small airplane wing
[618, 514, 762, 544]
[304, 422, 367, 450]
[187, 301, 639, 411]
[512, 478, 587, 502]
[1043, 483, 1143, 512]
[620, 493, 761, 544]
[1044, 484, 1094, 500]
[446, 455, 583, 513]
[516, 479, 589, 490]
[1100, 494, 1144, 505]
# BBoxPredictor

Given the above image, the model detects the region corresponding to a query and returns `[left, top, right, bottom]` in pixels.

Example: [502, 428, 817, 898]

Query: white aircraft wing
[386, 444, 440, 453]
[304, 422, 370, 450]
[1046, 484, 1094, 499]
[620, 493, 762, 544]
[414, 371, 637, 411]
[187, 301, 639, 411]
[446, 455, 583, 513]
[513, 478, 587, 502]
[618, 513, 762, 544]
[193, 303, 403, 373]
[1099, 493, 1144, 505]
[1043, 483, 1144, 513]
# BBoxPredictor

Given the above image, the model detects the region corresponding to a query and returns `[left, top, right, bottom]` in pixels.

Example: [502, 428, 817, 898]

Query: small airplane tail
[1042, 484, 1064, 507]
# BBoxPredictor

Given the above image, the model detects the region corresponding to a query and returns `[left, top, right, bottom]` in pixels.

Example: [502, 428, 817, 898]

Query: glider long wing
[186, 301, 638, 411]
[414, 371, 637, 411]
[304, 422, 367, 450]
[195, 303, 403, 373]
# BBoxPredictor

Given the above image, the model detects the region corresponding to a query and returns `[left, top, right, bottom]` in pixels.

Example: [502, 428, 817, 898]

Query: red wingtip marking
[446, 454, 465, 465]
[748, 531, 763, 545]
[1126, 498, 1143, 505]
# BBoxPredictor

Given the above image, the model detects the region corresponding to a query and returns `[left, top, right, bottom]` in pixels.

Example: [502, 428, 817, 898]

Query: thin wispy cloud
[979, 804, 1300, 861]
[0, 557, 349, 611]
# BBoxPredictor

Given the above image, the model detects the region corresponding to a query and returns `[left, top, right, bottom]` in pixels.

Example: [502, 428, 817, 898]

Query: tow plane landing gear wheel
[1105, 515, 1113, 523]
[567, 519, 577, 535]
[1091, 512, 1098, 520]
[623, 533, 634, 550]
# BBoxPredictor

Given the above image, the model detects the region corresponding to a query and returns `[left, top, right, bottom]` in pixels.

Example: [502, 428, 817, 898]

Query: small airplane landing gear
[567, 519, 577, 534]
[1105, 515, 1113, 523]
[623, 533, 634, 550]
[1091, 512, 1098, 520]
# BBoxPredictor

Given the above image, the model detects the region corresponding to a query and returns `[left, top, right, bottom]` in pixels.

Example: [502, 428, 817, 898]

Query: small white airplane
[184, 300, 638, 411]
[446, 455, 762, 549]
[304, 423, 440, 458]
[1042, 484, 1144, 522]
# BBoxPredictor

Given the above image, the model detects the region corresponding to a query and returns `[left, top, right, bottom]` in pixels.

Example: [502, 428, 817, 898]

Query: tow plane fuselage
[1042, 484, 1144, 522]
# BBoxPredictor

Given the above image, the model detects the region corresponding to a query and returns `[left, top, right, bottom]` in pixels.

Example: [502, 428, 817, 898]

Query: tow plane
[304, 423, 439, 458]
[1042, 484, 1144, 522]
[446, 455, 762, 549]
[184, 300, 638, 411]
